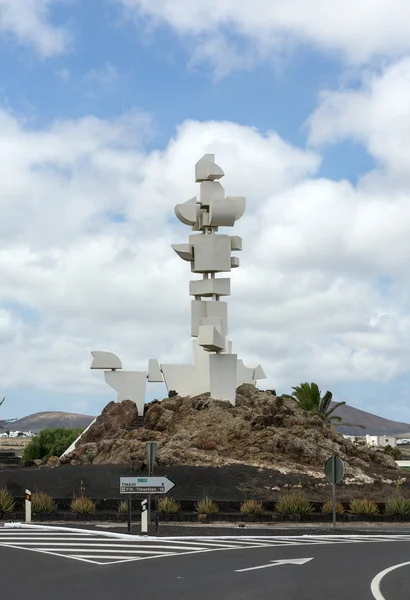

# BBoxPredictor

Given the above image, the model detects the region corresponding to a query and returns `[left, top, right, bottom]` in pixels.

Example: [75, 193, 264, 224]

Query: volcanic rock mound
[62, 385, 398, 484]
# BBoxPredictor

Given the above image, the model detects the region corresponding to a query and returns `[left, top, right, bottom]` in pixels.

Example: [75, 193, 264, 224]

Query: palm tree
[290, 382, 346, 423]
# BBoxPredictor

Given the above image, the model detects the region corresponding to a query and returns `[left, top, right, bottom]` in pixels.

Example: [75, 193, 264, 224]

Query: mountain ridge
[2, 401, 409, 436]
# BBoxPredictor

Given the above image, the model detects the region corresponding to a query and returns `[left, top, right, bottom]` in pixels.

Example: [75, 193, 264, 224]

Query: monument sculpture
[90, 154, 265, 413]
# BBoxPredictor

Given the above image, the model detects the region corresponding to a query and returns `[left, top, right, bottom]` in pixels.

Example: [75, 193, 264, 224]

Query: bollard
[25, 489, 32, 523]
[141, 499, 148, 535]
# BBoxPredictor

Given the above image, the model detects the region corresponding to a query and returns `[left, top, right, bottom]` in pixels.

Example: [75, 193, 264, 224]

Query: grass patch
[349, 499, 379, 515]
[195, 497, 219, 515]
[275, 491, 313, 515]
[32, 492, 56, 513]
[240, 500, 264, 515]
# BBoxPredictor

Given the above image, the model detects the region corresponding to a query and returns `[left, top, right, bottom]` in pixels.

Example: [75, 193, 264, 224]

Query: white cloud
[0, 0, 68, 56]
[2, 106, 410, 413]
[116, 0, 410, 74]
[308, 58, 410, 175]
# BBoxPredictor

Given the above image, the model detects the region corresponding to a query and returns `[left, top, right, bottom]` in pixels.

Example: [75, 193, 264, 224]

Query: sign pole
[155, 494, 159, 534]
[332, 455, 337, 529]
[25, 489, 31, 524]
[146, 442, 157, 534]
[141, 498, 148, 535]
[127, 495, 132, 534]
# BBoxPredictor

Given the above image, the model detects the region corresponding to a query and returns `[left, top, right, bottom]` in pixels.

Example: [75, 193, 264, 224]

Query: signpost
[120, 474, 176, 535]
[120, 476, 175, 494]
[146, 442, 157, 532]
[325, 455, 345, 529]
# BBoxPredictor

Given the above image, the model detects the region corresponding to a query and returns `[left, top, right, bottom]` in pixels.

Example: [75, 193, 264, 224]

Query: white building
[366, 434, 397, 448]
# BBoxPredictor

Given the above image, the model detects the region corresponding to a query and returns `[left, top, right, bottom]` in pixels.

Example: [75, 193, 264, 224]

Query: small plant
[117, 500, 128, 514]
[275, 491, 313, 515]
[195, 438, 217, 451]
[395, 477, 406, 493]
[321, 499, 345, 514]
[85, 450, 95, 462]
[383, 445, 403, 460]
[240, 500, 264, 515]
[70, 496, 96, 514]
[195, 497, 219, 515]
[385, 497, 410, 516]
[32, 492, 56, 513]
[0, 488, 15, 513]
[349, 499, 379, 515]
[158, 497, 181, 514]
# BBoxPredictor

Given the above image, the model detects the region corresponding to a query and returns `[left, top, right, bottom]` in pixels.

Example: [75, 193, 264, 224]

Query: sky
[1, 1, 410, 422]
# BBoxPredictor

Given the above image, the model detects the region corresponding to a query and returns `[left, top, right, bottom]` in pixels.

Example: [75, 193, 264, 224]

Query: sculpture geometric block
[148, 359, 163, 382]
[198, 324, 226, 351]
[209, 353, 238, 404]
[195, 153, 224, 182]
[160, 364, 194, 397]
[104, 370, 147, 416]
[90, 351, 122, 370]
[189, 234, 232, 273]
[189, 277, 231, 297]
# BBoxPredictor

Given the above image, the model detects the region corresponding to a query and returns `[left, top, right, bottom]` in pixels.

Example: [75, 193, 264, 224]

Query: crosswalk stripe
[1, 526, 410, 566]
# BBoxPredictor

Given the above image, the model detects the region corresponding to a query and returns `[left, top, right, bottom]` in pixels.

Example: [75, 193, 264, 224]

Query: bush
[195, 438, 217, 451]
[0, 488, 15, 513]
[23, 428, 83, 461]
[385, 497, 410, 515]
[158, 497, 181, 514]
[195, 497, 219, 514]
[240, 500, 264, 515]
[383, 445, 403, 460]
[117, 500, 128, 514]
[275, 491, 313, 515]
[349, 499, 379, 515]
[321, 499, 345, 514]
[70, 497, 96, 514]
[32, 492, 56, 513]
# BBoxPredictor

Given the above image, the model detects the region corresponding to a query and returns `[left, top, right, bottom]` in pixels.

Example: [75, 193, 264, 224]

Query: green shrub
[275, 491, 313, 515]
[240, 500, 264, 515]
[23, 428, 83, 461]
[70, 496, 96, 514]
[195, 497, 219, 515]
[0, 488, 15, 513]
[383, 445, 403, 460]
[32, 492, 56, 513]
[349, 499, 379, 515]
[117, 500, 128, 514]
[385, 497, 410, 515]
[158, 497, 181, 514]
[321, 499, 345, 514]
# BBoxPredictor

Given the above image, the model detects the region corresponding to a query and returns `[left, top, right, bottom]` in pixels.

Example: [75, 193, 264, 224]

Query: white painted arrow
[235, 557, 314, 572]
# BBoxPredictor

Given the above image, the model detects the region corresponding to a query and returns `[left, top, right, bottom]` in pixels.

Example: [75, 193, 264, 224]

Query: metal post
[127, 495, 132, 534]
[25, 489, 31, 523]
[155, 494, 159, 534]
[332, 456, 337, 529]
[141, 499, 148, 535]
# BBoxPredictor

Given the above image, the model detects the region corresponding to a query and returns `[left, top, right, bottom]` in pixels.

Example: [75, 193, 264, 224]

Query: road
[1, 526, 410, 599]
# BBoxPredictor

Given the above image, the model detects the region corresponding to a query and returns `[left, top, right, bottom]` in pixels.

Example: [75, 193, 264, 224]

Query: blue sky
[1, 0, 410, 424]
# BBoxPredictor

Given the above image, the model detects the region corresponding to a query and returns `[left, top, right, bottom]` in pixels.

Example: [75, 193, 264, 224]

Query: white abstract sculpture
[89, 154, 266, 411]
[159, 153, 266, 405]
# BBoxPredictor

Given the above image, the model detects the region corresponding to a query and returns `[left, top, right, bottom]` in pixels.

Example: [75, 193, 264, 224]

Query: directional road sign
[120, 476, 176, 494]
[325, 455, 344, 484]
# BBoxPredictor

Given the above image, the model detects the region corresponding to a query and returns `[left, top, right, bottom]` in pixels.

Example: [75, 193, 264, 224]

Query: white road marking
[371, 560, 410, 600]
[235, 557, 314, 572]
[1, 526, 410, 566]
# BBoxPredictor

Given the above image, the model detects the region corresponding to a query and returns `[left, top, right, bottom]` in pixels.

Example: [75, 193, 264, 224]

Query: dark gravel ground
[0, 463, 406, 502]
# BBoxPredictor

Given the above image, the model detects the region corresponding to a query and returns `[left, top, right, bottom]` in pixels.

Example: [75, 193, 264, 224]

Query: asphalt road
[1, 529, 410, 599]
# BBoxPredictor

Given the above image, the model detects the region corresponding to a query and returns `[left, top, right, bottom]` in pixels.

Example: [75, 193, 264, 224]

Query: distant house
[366, 434, 397, 448]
